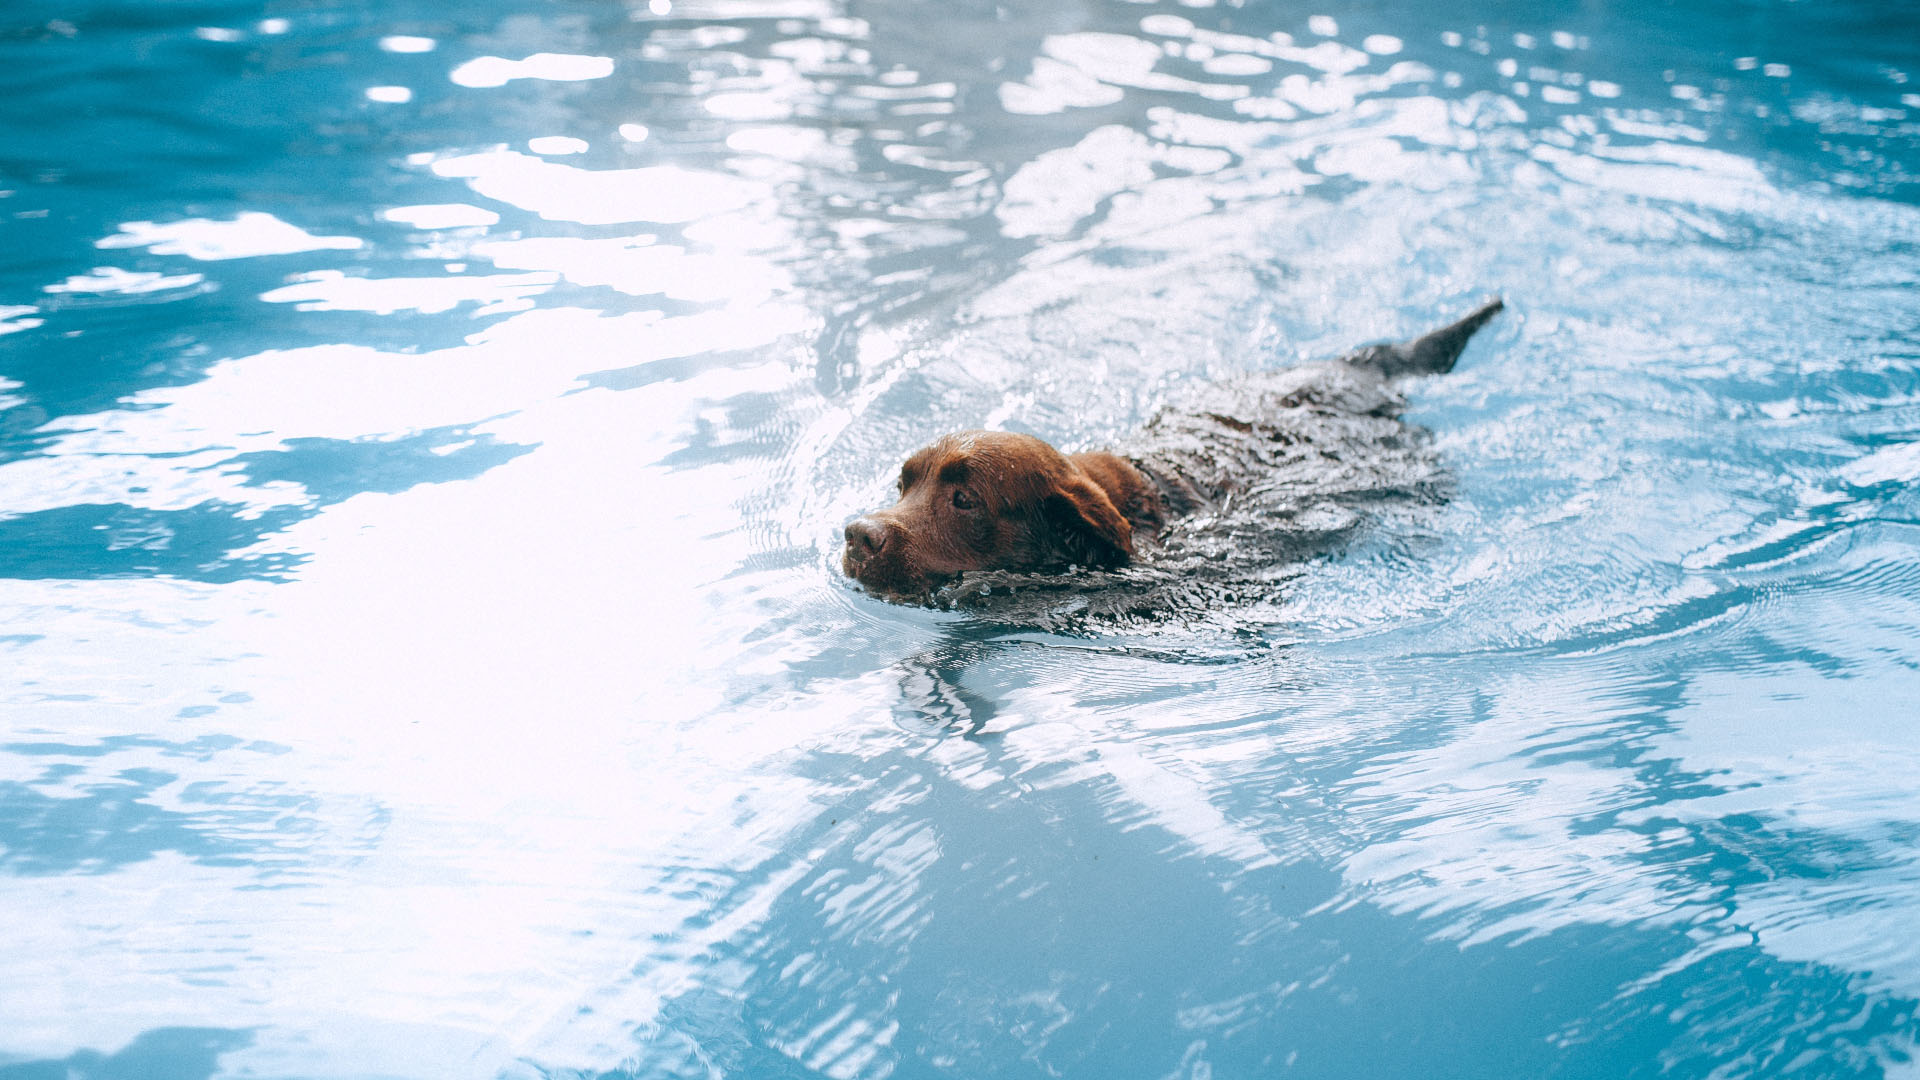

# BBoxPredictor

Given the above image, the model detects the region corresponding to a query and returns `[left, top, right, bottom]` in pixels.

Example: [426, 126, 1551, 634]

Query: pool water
[3, 0, 1919, 1076]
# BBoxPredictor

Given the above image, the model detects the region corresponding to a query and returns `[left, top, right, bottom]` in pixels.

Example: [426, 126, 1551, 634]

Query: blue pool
[3, 0, 1919, 1075]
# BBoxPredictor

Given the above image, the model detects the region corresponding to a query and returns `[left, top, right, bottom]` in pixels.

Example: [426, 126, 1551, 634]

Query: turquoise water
[3, 0, 1919, 1075]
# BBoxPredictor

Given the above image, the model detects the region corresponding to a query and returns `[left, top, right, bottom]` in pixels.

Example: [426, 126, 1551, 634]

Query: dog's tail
[1345, 297, 1504, 378]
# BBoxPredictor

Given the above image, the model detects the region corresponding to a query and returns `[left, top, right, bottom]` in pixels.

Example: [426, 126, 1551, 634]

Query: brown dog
[842, 299, 1504, 602]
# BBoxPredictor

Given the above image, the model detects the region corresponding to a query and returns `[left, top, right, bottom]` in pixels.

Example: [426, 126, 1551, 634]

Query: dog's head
[841, 431, 1138, 597]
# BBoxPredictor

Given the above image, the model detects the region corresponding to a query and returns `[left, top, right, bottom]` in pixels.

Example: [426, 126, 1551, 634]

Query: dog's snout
[844, 517, 889, 560]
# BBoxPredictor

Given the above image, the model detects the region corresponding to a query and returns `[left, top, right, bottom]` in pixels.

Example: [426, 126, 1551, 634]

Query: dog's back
[913, 299, 1506, 627]
[1125, 298, 1503, 528]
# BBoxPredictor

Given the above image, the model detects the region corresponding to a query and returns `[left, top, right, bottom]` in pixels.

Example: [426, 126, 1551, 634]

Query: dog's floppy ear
[1042, 475, 1134, 568]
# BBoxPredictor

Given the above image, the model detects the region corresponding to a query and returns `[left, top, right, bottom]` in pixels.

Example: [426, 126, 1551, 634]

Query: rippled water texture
[3, 0, 1919, 1076]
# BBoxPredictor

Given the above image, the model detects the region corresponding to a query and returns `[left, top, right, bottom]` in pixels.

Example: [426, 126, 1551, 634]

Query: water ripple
[3, 0, 1919, 1075]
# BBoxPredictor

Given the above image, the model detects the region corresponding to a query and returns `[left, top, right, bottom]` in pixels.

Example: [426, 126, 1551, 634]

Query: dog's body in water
[841, 299, 1505, 629]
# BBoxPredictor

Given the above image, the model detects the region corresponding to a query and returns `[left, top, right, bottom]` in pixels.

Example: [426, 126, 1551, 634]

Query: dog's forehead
[909, 433, 984, 473]
[937, 430, 1044, 463]
[898, 432, 1059, 496]
[935, 431, 991, 457]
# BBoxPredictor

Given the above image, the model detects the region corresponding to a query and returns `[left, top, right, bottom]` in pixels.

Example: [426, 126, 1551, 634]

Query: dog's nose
[844, 517, 888, 560]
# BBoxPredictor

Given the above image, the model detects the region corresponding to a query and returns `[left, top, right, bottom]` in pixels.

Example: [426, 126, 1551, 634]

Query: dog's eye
[951, 489, 977, 511]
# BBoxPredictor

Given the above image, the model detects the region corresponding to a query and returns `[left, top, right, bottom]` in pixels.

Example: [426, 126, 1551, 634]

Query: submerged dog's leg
[1344, 297, 1505, 378]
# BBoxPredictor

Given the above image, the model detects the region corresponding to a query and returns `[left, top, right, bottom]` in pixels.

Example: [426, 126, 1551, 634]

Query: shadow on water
[881, 624, 1260, 739]
[0, 1028, 252, 1080]
[0, 768, 278, 876]
[888, 643, 1003, 739]
[0, 501, 308, 582]
[0, 733, 331, 877]
[0, 427, 531, 582]
[228, 425, 536, 502]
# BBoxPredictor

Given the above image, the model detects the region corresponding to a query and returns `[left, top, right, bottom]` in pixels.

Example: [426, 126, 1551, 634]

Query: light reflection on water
[2, 0, 1919, 1075]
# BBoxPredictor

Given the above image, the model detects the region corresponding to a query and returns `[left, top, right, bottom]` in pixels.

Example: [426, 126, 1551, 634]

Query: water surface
[2, 0, 1919, 1076]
